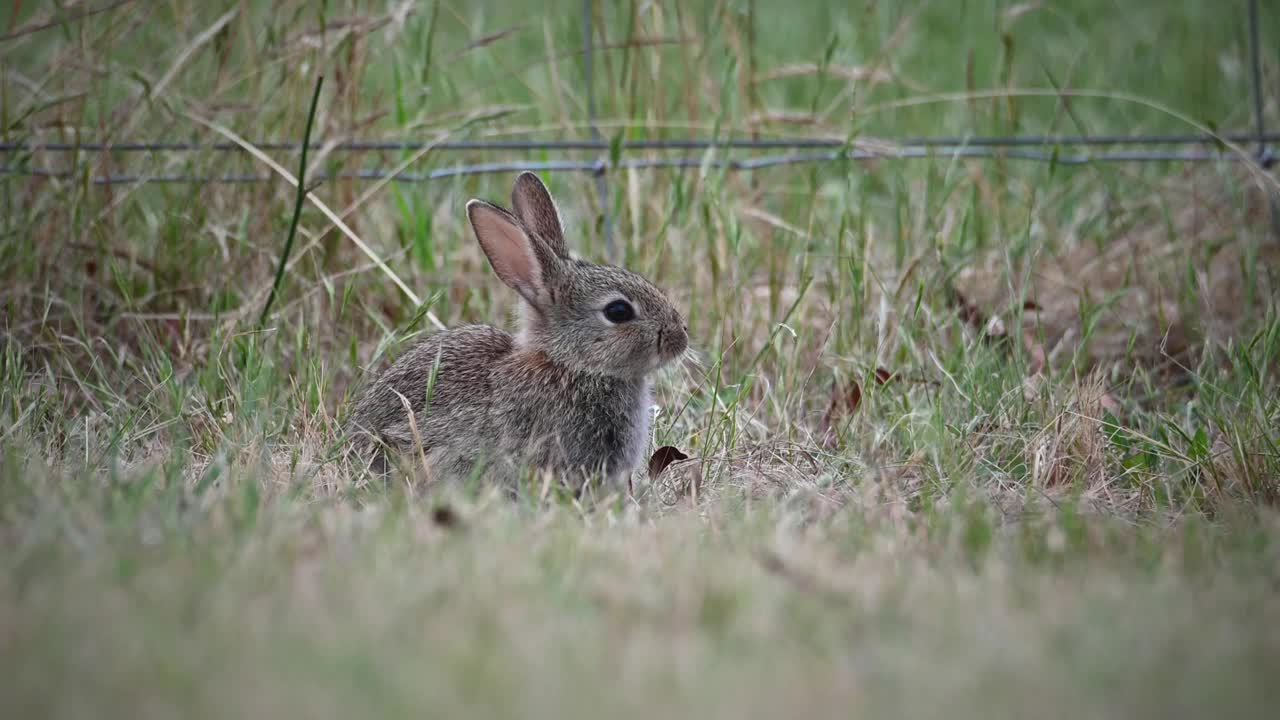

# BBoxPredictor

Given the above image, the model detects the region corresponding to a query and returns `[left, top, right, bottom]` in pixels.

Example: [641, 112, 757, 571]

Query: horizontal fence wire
[3, 132, 1280, 154]
[0, 148, 1269, 186]
[2, 137, 1277, 186]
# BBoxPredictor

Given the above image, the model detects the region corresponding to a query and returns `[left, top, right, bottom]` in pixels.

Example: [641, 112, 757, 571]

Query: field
[3, 1, 1280, 717]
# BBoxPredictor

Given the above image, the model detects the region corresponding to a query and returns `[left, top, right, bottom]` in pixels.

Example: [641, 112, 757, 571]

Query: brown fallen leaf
[431, 504, 461, 530]
[819, 380, 863, 449]
[844, 381, 863, 411]
[948, 287, 1008, 342]
[949, 287, 986, 328]
[648, 445, 690, 480]
[874, 367, 897, 385]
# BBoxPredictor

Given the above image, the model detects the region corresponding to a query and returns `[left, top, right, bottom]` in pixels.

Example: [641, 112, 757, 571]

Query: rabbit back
[346, 325, 653, 486]
[345, 324, 513, 474]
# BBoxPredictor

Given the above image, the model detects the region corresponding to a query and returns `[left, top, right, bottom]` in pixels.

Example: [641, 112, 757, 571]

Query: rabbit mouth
[656, 326, 689, 363]
[660, 325, 691, 356]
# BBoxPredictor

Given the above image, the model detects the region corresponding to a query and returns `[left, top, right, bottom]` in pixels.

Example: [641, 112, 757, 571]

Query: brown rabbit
[345, 172, 688, 490]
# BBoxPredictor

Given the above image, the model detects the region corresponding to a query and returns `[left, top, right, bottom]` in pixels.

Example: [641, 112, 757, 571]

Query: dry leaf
[845, 382, 863, 411]
[950, 288, 986, 328]
[950, 288, 1010, 343]
[431, 504, 461, 530]
[819, 380, 863, 448]
[648, 446, 690, 480]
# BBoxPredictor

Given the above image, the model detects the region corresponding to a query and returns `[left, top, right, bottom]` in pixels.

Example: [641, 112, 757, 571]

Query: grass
[2, 0, 1280, 717]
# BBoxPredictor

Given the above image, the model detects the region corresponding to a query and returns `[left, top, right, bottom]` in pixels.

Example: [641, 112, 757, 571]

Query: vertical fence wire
[1246, 0, 1279, 239]
[582, 0, 614, 258]
[1248, 0, 1271, 164]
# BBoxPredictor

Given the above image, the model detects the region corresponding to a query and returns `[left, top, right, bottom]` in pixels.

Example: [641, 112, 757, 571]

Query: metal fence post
[1248, 0, 1273, 167]
[1246, 0, 1279, 239]
[582, 0, 614, 259]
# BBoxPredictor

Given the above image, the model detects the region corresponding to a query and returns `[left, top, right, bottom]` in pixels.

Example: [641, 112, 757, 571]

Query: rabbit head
[466, 172, 688, 379]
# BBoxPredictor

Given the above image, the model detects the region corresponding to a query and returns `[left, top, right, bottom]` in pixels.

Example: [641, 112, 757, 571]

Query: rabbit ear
[467, 200, 553, 308]
[511, 172, 568, 258]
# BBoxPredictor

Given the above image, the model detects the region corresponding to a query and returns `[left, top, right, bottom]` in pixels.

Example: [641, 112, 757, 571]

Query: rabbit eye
[602, 299, 636, 323]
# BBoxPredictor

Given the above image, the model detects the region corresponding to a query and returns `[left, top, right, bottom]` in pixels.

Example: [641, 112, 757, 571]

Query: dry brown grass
[958, 166, 1280, 374]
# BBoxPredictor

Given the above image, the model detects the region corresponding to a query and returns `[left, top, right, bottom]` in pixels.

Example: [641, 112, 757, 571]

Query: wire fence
[1, 0, 1275, 200]
[3, 144, 1274, 187]
[4, 131, 1280, 154]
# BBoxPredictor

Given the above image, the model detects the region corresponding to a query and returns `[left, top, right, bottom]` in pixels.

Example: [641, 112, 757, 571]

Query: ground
[2, 1, 1279, 718]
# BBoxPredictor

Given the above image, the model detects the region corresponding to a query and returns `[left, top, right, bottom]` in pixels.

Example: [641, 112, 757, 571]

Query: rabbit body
[345, 173, 686, 489]
[348, 324, 652, 487]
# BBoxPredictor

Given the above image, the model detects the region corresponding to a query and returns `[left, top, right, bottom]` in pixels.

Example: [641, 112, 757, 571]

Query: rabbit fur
[345, 172, 688, 491]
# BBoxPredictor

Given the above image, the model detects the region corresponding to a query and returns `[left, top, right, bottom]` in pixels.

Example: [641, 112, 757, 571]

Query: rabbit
[344, 172, 688, 491]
